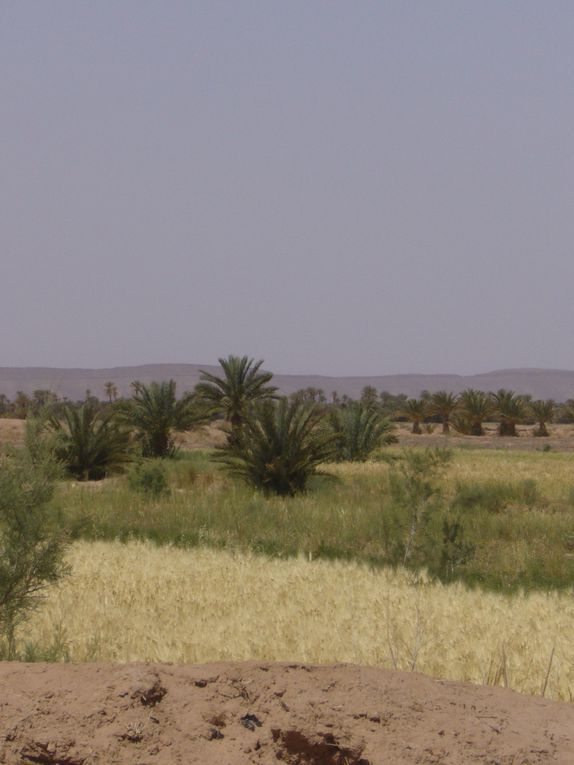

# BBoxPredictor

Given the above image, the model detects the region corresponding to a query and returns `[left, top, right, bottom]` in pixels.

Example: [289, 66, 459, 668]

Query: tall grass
[20, 540, 574, 701]
[58, 449, 574, 591]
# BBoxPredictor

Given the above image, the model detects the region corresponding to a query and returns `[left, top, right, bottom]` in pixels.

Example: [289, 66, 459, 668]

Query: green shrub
[329, 402, 395, 462]
[216, 398, 336, 496]
[128, 460, 170, 498]
[0, 450, 69, 656]
[44, 402, 131, 481]
[452, 479, 540, 514]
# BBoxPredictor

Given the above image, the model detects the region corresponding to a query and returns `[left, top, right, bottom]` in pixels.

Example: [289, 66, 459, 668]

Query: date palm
[217, 398, 336, 496]
[529, 399, 554, 437]
[401, 398, 427, 434]
[455, 389, 492, 436]
[429, 391, 458, 434]
[45, 402, 130, 480]
[118, 380, 205, 458]
[490, 389, 526, 437]
[329, 402, 395, 461]
[195, 355, 278, 444]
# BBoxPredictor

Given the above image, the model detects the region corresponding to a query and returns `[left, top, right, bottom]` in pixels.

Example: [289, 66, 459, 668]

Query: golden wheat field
[21, 540, 574, 701]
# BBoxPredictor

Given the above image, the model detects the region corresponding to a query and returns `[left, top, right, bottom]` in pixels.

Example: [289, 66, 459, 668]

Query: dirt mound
[1, 662, 573, 764]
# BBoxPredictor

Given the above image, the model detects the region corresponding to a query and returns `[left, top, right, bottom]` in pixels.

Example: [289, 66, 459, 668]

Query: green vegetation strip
[59, 448, 574, 593]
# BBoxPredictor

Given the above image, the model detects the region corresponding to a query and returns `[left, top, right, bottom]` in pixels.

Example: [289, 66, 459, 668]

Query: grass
[56, 447, 574, 592]
[19, 540, 574, 701]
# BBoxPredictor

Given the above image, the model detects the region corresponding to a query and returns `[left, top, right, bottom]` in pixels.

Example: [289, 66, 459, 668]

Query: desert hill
[1, 365, 574, 401]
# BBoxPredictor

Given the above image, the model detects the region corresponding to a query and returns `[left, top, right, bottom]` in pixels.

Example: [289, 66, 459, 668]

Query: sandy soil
[1, 661, 573, 764]
[4, 417, 574, 453]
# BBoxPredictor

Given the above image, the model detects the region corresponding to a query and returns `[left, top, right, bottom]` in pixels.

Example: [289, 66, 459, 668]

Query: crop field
[58, 446, 574, 591]
[21, 539, 574, 701]
[6, 437, 574, 703]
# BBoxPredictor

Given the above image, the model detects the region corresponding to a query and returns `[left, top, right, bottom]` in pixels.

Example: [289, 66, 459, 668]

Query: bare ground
[4, 418, 574, 452]
[1, 662, 573, 764]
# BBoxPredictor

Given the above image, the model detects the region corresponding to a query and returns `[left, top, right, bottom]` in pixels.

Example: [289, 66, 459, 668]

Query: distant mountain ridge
[1, 365, 574, 402]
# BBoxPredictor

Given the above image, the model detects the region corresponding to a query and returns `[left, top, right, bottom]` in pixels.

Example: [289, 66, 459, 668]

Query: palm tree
[455, 389, 493, 436]
[216, 398, 335, 496]
[45, 402, 130, 480]
[119, 380, 205, 458]
[104, 381, 118, 403]
[195, 355, 278, 444]
[401, 398, 427, 434]
[429, 391, 458, 434]
[490, 389, 526, 436]
[329, 402, 395, 461]
[529, 399, 555, 437]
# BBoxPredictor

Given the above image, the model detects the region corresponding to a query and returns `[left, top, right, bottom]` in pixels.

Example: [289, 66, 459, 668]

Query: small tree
[217, 398, 336, 496]
[329, 401, 394, 461]
[490, 389, 526, 437]
[45, 402, 131, 480]
[119, 380, 206, 458]
[455, 389, 493, 436]
[401, 398, 427, 434]
[389, 448, 452, 565]
[429, 391, 458, 434]
[529, 399, 555, 437]
[0, 450, 69, 656]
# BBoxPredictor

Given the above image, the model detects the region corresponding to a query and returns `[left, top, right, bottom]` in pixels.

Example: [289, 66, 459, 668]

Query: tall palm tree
[195, 355, 278, 444]
[46, 402, 130, 480]
[456, 389, 492, 436]
[401, 398, 427, 434]
[490, 389, 526, 437]
[118, 380, 205, 458]
[104, 381, 118, 403]
[529, 399, 555, 437]
[429, 391, 458, 434]
[329, 402, 395, 461]
[217, 398, 335, 496]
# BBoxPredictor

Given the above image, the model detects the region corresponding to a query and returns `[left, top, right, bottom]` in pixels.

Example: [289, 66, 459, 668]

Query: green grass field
[58, 446, 574, 592]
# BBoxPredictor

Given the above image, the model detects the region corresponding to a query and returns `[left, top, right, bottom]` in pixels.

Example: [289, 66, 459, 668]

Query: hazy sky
[2, 2, 574, 376]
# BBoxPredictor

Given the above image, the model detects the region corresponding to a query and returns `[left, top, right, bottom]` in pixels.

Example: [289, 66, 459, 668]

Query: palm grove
[0, 358, 567, 495]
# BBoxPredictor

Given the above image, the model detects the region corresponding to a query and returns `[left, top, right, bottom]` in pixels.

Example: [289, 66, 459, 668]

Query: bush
[44, 402, 131, 481]
[0, 450, 69, 656]
[452, 479, 540, 514]
[329, 402, 395, 461]
[216, 398, 336, 496]
[128, 460, 170, 498]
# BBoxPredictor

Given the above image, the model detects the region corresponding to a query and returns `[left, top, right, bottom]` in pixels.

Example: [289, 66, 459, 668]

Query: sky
[2, 1, 574, 376]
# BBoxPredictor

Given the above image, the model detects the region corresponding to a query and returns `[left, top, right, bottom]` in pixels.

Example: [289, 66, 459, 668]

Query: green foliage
[388, 448, 453, 564]
[119, 380, 205, 458]
[359, 385, 379, 410]
[401, 398, 428, 434]
[128, 460, 170, 498]
[452, 479, 540, 513]
[429, 391, 458, 434]
[329, 402, 394, 461]
[490, 389, 527, 436]
[195, 355, 278, 443]
[529, 399, 555, 437]
[455, 389, 493, 435]
[45, 402, 131, 481]
[216, 398, 336, 496]
[0, 450, 69, 656]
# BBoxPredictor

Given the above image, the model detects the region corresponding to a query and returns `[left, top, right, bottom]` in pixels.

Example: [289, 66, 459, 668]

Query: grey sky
[2, 2, 573, 376]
